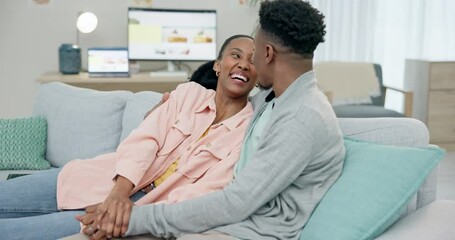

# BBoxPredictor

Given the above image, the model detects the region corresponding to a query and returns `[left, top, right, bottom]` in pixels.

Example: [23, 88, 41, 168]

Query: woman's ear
[213, 60, 220, 73]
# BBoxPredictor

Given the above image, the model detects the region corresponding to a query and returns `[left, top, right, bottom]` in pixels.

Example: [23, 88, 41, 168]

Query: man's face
[253, 29, 273, 90]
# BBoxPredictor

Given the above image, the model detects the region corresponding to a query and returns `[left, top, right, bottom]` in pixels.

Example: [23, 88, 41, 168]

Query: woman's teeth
[231, 73, 247, 82]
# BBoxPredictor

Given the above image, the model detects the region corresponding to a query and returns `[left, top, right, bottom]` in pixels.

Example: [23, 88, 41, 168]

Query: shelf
[37, 72, 189, 93]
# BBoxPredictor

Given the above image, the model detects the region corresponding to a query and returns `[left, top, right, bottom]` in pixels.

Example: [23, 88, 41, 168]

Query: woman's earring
[216, 72, 220, 77]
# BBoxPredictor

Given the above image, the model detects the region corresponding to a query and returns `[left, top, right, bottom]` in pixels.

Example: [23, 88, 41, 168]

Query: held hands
[76, 204, 107, 240]
[77, 176, 135, 239]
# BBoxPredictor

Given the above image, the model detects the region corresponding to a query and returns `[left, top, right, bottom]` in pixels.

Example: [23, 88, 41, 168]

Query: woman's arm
[85, 90, 178, 238]
[92, 175, 135, 238]
[167, 147, 241, 203]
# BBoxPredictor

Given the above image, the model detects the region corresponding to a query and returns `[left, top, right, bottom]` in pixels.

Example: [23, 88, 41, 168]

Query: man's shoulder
[249, 88, 273, 109]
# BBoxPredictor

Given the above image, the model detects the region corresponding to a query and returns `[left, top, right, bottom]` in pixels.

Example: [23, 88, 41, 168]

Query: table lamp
[59, 11, 98, 74]
[76, 11, 98, 46]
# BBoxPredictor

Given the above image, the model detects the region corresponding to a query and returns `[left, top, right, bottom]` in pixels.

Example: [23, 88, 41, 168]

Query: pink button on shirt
[56, 82, 253, 209]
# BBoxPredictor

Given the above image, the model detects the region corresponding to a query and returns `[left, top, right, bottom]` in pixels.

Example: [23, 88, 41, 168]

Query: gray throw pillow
[33, 82, 132, 167]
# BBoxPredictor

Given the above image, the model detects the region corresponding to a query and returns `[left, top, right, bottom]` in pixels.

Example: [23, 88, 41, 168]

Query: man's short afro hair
[259, 0, 326, 56]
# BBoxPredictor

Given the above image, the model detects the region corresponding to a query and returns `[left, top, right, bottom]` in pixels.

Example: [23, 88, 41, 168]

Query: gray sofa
[1, 82, 454, 239]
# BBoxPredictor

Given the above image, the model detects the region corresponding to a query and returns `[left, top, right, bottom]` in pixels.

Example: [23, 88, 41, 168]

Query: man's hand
[76, 203, 108, 240]
[90, 229, 108, 240]
[76, 203, 99, 226]
[144, 92, 170, 119]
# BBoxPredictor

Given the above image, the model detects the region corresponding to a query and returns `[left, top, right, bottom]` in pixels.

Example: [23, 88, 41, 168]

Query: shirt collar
[219, 102, 253, 131]
[195, 95, 217, 113]
[194, 94, 253, 131]
[265, 91, 276, 102]
[274, 71, 316, 108]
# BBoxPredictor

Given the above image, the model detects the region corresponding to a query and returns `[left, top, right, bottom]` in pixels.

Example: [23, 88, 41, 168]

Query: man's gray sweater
[126, 71, 346, 240]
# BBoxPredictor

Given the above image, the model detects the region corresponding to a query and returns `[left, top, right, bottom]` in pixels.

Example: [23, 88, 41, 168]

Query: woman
[0, 34, 257, 240]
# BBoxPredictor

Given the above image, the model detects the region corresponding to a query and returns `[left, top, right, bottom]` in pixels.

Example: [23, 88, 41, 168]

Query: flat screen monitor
[128, 8, 217, 63]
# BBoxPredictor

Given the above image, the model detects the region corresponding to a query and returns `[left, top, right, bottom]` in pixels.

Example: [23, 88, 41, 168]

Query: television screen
[128, 8, 217, 61]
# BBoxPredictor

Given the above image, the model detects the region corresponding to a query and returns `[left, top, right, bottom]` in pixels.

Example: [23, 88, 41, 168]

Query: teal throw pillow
[0, 116, 50, 170]
[300, 137, 444, 240]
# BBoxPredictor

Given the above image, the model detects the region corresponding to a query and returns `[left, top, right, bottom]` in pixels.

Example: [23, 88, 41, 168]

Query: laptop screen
[88, 48, 129, 77]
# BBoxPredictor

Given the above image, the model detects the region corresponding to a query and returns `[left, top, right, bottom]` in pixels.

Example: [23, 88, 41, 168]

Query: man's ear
[265, 44, 275, 64]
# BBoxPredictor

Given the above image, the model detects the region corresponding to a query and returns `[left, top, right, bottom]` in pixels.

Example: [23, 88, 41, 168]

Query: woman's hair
[259, 0, 325, 58]
[190, 34, 253, 90]
[189, 60, 218, 90]
[216, 34, 253, 60]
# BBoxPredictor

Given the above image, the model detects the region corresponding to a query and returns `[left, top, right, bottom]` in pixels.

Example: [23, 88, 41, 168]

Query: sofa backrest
[32, 83, 437, 216]
[120, 91, 163, 142]
[33, 82, 132, 167]
[338, 117, 437, 215]
[338, 117, 429, 147]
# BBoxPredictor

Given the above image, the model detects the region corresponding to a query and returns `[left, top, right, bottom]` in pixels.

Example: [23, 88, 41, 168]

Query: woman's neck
[213, 92, 248, 124]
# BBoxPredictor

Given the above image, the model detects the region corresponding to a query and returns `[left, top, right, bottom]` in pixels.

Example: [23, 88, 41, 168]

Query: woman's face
[213, 37, 257, 99]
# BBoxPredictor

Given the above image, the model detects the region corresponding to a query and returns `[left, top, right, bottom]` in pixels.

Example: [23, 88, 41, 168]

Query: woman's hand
[94, 176, 135, 238]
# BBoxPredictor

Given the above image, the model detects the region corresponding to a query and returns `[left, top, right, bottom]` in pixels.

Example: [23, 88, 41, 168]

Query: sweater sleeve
[126, 117, 322, 238]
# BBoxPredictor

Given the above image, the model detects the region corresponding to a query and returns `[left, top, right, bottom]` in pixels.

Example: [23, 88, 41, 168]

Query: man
[83, 0, 345, 239]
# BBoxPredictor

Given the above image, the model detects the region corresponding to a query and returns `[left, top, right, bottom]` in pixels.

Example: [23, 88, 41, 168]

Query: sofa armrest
[375, 200, 455, 240]
[323, 91, 334, 103]
[384, 85, 413, 117]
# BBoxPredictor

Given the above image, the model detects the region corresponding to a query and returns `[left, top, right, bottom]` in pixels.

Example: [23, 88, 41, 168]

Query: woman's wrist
[112, 175, 134, 195]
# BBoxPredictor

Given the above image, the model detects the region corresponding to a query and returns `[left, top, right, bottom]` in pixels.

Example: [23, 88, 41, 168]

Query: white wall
[0, 2, 6, 116]
[0, 0, 259, 118]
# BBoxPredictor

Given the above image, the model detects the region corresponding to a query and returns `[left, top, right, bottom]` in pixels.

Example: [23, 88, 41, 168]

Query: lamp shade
[76, 12, 98, 33]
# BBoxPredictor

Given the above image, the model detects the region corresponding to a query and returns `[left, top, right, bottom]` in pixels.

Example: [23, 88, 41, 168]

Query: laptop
[87, 47, 130, 77]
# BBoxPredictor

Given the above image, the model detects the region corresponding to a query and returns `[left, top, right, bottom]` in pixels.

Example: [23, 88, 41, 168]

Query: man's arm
[144, 92, 170, 119]
[126, 117, 323, 238]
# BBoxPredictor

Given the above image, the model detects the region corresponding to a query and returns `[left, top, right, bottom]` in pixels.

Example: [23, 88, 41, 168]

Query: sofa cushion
[300, 137, 444, 240]
[0, 116, 50, 170]
[33, 82, 132, 167]
[120, 91, 163, 142]
[375, 200, 455, 240]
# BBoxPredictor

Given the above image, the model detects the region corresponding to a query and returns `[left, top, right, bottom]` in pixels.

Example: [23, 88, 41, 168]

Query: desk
[37, 72, 189, 93]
